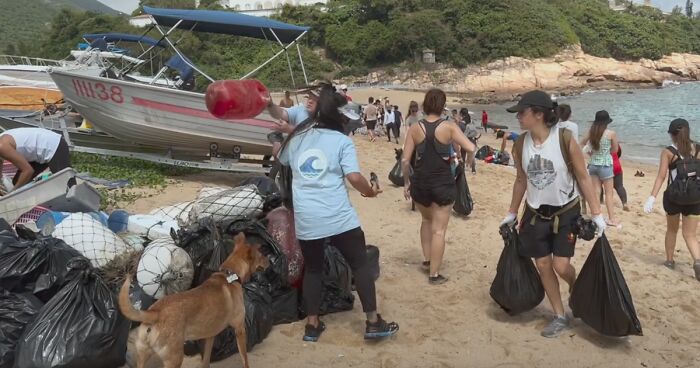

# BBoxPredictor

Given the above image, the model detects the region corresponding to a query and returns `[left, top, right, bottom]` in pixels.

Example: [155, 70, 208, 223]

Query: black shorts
[366, 120, 377, 130]
[410, 180, 456, 207]
[13, 137, 73, 185]
[518, 201, 581, 259]
[663, 191, 700, 217]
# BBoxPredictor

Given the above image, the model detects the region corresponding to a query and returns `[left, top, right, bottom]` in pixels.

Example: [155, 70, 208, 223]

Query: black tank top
[413, 119, 453, 184]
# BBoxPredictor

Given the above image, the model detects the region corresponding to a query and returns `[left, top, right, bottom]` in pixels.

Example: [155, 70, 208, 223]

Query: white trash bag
[127, 214, 179, 240]
[189, 184, 263, 223]
[136, 238, 194, 299]
[149, 201, 193, 224]
[52, 213, 131, 268]
[197, 186, 231, 200]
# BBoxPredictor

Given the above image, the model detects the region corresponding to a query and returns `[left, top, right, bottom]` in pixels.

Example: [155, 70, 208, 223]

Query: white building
[129, 14, 154, 28]
[219, 0, 326, 17]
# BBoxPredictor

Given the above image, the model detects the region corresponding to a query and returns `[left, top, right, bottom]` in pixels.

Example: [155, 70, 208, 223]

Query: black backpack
[666, 145, 700, 205]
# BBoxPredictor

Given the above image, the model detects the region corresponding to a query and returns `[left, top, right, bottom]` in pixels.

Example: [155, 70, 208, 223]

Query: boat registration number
[71, 79, 124, 104]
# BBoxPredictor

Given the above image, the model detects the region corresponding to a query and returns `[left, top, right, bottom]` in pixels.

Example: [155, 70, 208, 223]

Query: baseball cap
[668, 118, 689, 134]
[594, 110, 613, 124]
[506, 90, 554, 113]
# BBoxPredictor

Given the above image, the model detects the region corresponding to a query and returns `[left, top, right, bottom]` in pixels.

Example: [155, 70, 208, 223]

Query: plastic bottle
[205, 79, 270, 120]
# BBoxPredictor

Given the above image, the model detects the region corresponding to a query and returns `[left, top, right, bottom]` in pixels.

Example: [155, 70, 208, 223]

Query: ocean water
[481, 82, 700, 164]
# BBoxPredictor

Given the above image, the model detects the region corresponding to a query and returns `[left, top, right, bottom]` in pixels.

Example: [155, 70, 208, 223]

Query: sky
[98, 0, 690, 15]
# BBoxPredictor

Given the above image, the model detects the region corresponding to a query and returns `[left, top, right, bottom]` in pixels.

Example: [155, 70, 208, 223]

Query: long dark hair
[589, 121, 609, 151]
[557, 104, 572, 122]
[672, 126, 695, 158]
[531, 105, 559, 128]
[459, 107, 471, 124]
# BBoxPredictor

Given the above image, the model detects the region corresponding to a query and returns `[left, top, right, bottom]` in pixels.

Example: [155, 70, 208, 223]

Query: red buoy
[205, 79, 270, 120]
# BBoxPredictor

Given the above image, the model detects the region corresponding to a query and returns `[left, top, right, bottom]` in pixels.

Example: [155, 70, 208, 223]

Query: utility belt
[525, 197, 581, 234]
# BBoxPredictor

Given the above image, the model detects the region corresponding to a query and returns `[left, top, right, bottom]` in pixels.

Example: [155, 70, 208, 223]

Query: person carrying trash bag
[500, 90, 606, 338]
[569, 234, 643, 337]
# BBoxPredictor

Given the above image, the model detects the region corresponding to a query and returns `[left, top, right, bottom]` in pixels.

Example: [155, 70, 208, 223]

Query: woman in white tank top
[0, 128, 71, 191]
[500, 90, 606, 338]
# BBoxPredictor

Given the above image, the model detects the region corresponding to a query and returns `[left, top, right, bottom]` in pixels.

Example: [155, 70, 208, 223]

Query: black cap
[506, 90, 554, 113]
[594, 110, 613, 124]
[668, 118, 689, 134]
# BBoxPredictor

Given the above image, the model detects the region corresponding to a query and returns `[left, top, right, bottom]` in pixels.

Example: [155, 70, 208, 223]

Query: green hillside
[0, 0, 120, 53]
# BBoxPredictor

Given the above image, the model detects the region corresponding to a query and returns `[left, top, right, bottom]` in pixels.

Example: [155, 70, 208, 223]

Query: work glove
[644, 196, 655, 214]
[592, 214, 607, 238]
[500, 212, 517, 228]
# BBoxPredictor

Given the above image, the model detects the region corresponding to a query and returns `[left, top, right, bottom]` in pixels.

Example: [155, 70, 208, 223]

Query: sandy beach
[122, 90, 699, 368]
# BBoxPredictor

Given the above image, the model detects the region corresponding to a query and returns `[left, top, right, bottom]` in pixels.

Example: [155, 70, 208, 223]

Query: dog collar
[222, 269, 240, 284]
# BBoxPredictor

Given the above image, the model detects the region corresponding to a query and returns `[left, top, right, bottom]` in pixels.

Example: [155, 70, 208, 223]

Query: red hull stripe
[132, 96, 275, 129]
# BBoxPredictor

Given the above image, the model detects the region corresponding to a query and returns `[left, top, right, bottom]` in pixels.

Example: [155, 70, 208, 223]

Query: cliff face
[352, 45, 700, 97]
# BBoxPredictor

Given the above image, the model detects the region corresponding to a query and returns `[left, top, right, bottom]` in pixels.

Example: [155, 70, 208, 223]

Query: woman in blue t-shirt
[275, 85, 399, 342]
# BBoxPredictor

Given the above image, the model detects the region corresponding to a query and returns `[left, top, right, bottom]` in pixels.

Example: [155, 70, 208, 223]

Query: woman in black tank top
[401, 88, 475, 285]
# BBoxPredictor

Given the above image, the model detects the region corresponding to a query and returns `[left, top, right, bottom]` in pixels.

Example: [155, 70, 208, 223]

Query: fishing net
[149, 201, 194, 225]
[197, 186, 231, 200]
[189, 184, 263, 223]
[136, 237, 194, 299]
[52, 213, 132, 268]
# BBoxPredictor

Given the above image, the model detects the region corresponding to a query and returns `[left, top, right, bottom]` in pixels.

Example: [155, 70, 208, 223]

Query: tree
[687, 0, 694, 17]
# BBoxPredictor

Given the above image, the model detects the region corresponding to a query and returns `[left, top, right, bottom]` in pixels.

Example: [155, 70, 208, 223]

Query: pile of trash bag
[490, 224, 545, 315]
[298, 243, 355, 316]
[0, 291, 43, 368]
[570, 235, 643, 337]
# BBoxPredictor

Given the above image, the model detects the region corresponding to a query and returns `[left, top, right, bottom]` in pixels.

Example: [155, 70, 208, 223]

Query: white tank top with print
[522, 127, 579, 208]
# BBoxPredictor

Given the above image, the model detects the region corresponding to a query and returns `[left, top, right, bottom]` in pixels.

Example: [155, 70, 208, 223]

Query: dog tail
[118, 275, 159, 324]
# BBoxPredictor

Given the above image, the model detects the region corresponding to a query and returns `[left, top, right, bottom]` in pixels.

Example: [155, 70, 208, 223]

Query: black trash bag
[173, 217, 219, 287]
[0, 236, 85, 303]
[0, 291, 43, 368]
[489, 225, 545, 315]
[270, 287, 300, 325]
[222, 219, 288, 291]
[14, 258, 130, 368]
[240, 176, 279, 197]
[196, 281, 274, 362]
[475, 145, 493, 160]
[0, 221, 17, 247]
[453, 165, 474, 216]
[388, 148, 411, 187]
[570, 235, 643, 337]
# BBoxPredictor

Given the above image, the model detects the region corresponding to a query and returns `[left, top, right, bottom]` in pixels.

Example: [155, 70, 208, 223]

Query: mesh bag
[52, 213, 131, 268]
[189, 185, 263, 223]
[127, 214, 180, 241]
[136, 238, 194, 299]
[119, 233, 147, 252]
[198, 186, 231, 200]
[149, 201, 193, 225]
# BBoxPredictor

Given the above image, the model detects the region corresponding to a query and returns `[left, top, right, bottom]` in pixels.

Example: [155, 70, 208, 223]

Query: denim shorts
[588, 164, 614, 180]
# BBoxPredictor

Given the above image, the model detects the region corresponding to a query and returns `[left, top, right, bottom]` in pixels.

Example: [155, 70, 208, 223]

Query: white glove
[592, 214, 607, 238]
[500, 212, 517, 227]
[644, 196, 655, 214]
[1, 176, 13, 193]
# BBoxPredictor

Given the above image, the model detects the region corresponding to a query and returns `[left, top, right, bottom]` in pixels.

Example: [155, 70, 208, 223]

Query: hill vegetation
[0, 0, 120, 52]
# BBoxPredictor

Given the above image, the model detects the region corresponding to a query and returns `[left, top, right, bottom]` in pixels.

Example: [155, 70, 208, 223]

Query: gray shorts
[588, 164, 614, 180]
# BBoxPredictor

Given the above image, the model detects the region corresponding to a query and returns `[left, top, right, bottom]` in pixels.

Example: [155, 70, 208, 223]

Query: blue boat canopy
[143, 6, 309, 43]
[83, 33, 165, 47]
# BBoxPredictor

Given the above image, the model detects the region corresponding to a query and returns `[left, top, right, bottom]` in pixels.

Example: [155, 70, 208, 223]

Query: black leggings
[299, 227, 376, 316]
[600, 172, 627, 205]
[12, 138, 75, 187]
[386, 123, 399, 141]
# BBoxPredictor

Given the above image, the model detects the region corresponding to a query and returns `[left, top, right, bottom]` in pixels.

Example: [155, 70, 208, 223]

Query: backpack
[666, 145, 700, 205]
[513, 128, 574, 175]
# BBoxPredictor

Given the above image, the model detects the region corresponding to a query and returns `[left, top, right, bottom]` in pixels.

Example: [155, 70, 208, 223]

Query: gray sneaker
[541, 316, 570, 338]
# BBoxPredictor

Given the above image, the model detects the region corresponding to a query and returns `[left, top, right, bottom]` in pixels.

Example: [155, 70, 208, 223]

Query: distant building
[129, 14, 154, 28]
[608, 0, 626, 11]
[422, 49, 435, 64]
[218, 0, 326, 17]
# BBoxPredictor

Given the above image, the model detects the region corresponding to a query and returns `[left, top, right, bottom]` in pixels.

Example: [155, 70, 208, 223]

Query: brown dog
[119, 232, 269, 368]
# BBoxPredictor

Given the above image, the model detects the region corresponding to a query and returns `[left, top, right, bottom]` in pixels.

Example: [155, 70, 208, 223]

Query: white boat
[48, 7, 311, 159]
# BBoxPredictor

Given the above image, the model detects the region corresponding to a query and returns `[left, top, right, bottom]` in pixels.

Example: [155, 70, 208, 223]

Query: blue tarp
[165, 54, 195, 81]
[143, 6, 309, 43]
[83, 33, 165, 47]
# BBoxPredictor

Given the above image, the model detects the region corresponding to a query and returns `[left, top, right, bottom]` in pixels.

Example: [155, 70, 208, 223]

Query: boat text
[71, 79, 124, 104]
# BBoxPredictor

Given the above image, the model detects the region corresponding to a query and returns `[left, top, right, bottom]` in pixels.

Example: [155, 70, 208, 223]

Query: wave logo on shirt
[297, 149, 328, 179]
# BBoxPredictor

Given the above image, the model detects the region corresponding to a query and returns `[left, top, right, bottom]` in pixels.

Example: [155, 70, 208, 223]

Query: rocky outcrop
[348, 45, 700, 96]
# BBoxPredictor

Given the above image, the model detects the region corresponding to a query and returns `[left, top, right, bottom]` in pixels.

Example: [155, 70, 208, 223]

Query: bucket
[108, 210, 129, 233]
[36, 210, 69, 235]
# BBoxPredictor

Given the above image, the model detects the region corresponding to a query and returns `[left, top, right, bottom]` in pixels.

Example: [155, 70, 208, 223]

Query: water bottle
[205, 79, 270, 120]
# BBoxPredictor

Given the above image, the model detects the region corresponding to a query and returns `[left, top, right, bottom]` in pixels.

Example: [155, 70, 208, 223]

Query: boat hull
[49, 69, 275, 157]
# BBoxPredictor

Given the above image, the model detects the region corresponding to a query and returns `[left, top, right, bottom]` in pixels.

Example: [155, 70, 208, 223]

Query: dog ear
[232, 232, 247, 252]
[253, 247, 270, 271]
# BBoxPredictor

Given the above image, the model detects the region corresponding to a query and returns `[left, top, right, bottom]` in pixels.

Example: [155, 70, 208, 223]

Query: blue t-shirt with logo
[285, 104, 311, 126]
[278, 128, 361, 240]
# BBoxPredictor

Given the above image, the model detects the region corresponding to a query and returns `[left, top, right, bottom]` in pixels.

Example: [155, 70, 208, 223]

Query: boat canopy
[143, 6, 309, 44]
[83, 33, 165, 47]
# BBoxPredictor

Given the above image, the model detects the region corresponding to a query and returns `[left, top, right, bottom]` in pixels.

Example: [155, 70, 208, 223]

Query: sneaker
[663, 260, 676, 270]
[364, 314, 399, 340]
[302, 321, 326, 342]
[541, 316, 570, 338]
[429, 274, 448, 285]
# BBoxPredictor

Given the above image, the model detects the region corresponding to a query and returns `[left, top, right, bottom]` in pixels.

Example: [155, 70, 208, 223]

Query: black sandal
[429, 274, 448, 285]
[364, 314, 399, 340]
[303, 321, 326, 342]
